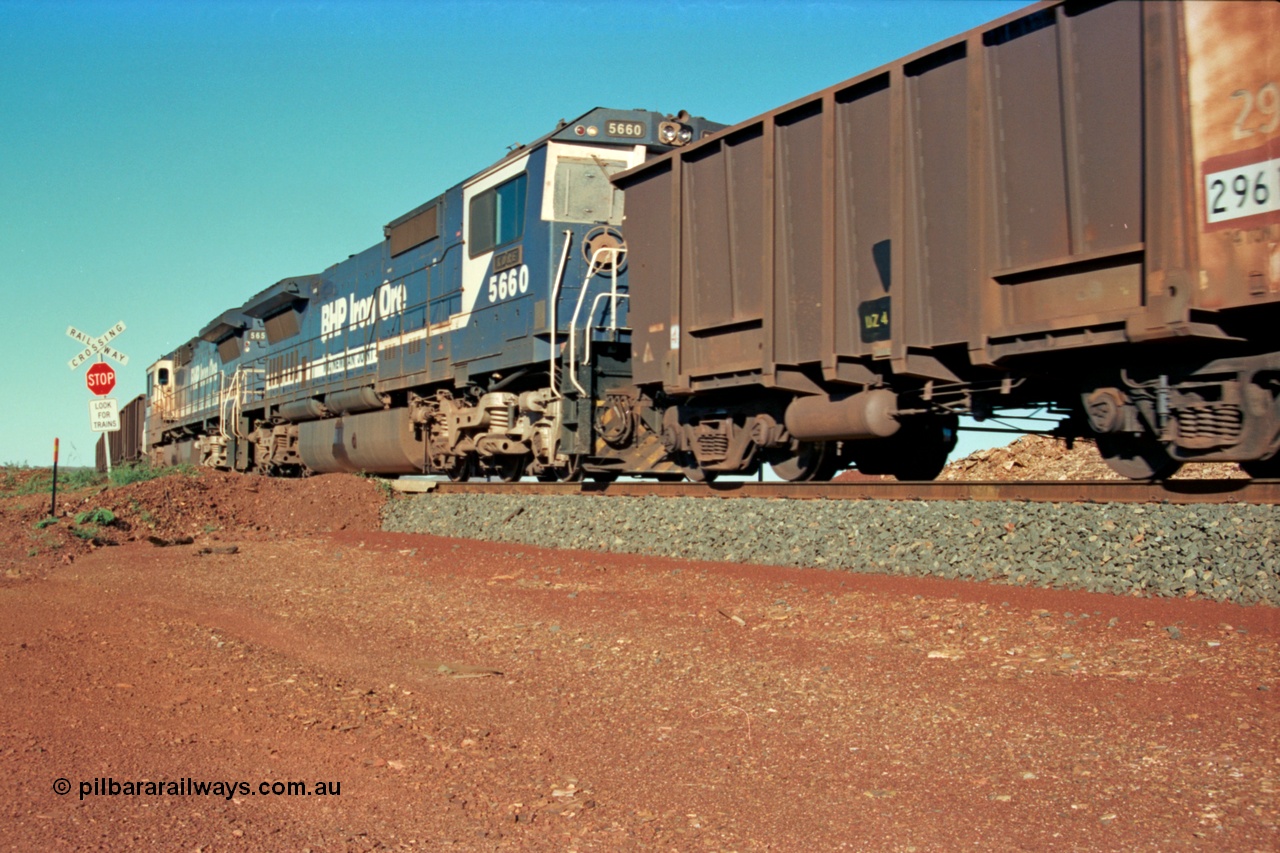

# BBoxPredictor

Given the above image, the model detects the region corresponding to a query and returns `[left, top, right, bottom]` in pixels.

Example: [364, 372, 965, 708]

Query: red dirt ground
[1, 468, 1276, 850]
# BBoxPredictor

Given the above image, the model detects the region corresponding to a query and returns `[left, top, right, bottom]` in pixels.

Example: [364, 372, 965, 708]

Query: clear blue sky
[1, 0, 1028, 468]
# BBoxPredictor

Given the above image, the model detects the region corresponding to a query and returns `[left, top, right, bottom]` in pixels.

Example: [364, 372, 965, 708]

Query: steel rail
[390, 478, 1280, 505]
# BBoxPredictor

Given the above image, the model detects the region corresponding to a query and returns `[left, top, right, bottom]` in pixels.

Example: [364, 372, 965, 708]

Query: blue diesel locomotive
[145, 108, 724, 481]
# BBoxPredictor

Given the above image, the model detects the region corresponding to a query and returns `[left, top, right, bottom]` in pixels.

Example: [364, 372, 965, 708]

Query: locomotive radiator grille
[1175, 403, 1243, 449]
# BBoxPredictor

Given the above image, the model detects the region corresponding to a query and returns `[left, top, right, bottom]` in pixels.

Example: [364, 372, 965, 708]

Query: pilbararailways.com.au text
[55, 777, 341, 801]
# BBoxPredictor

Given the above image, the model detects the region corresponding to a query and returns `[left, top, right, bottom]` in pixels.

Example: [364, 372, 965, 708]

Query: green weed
[1, 466, 104, 497]
[129, 499, 156, 527]
[70, 507, 118, 541]
[107, 461, 200, 487]
[74, 508, 116, 526]
[357, 470, 395, 498]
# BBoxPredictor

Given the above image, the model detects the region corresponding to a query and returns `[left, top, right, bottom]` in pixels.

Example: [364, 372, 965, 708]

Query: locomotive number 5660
[488, 264, 530, 302]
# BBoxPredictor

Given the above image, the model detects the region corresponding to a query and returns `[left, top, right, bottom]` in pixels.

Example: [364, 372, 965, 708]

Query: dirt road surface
[1, 470, 1276, 850]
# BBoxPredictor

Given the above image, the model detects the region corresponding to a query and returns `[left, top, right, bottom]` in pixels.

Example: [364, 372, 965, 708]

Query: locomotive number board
[606, 120, 647, 139]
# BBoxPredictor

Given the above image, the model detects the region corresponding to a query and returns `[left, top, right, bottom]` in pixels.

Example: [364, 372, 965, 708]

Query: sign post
[51, 438, 59, 518]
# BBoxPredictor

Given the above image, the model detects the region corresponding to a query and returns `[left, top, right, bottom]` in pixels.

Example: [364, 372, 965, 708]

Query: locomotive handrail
[567, 245, 625, 397]
[548, 229, 574, 400]
[219, 364, 265, 441]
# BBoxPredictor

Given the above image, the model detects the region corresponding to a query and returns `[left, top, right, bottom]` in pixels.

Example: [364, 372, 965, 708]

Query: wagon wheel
[677, 452, 717, 484]
[1095, 434, 1181, 480]
[496, 454, 529, 483]
[1240, 455, 1280, 478]
[769, 441, 837, 482]
[845, 442, 893, 477]
[890, 415, 959, 481]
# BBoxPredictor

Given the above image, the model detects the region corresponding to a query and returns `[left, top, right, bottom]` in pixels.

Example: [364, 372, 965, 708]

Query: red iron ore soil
[0, 463, 1275, 850]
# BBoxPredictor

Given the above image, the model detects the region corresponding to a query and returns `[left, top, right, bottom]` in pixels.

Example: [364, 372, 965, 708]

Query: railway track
[390, 477, 1280, 505]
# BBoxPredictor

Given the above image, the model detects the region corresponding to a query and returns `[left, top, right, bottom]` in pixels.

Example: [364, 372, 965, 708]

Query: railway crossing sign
[67, 321, 130, 453]
[89, 398, 120, 432]
[67, 322, 128, 370]
[86, 362, 116, 396]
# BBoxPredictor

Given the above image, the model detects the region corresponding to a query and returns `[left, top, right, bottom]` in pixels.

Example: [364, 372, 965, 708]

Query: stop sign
[86, 362, 116, 396]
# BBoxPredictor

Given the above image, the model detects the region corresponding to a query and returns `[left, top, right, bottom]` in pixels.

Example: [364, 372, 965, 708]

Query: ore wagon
[614, 0, 1280, 480]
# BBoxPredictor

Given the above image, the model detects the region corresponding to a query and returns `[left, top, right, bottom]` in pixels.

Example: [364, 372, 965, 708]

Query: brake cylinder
[784, 390, 901, 442]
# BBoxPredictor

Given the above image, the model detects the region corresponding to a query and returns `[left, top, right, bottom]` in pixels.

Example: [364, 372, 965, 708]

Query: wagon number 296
[1205, 157, 1280, 225]
[488, 264, 530, 302]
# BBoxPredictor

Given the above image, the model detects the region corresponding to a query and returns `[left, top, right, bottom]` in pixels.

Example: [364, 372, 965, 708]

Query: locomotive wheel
[770, 441, 837, 482]
[1239, 455, 1280, 478]
[587, 469, 619, 484]
[557, 454, 585, 483]
[444, 455, 471, 482]
[1095, 434, 1181, 480]
[496, 454, 529, 483]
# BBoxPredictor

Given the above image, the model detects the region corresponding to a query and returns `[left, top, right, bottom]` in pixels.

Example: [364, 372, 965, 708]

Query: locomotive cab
[144, 358, 176, 465]
[146, 360, 174, 422]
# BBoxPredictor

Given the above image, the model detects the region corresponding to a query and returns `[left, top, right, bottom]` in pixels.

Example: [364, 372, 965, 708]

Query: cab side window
[469, 173, 528, 256]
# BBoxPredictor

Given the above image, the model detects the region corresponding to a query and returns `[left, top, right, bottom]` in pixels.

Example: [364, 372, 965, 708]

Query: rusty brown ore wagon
[614, 0, 1280, 481]
[96, 394, 146, 473]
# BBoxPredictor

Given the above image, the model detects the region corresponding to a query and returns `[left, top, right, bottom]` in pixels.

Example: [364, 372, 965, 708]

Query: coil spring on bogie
[488, 407, 511, 432]
[1177, 404, 1243, 442]
[696, 433, 730, 459]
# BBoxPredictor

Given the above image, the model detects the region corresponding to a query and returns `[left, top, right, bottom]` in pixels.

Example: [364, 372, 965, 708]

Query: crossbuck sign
[67, 322, 129, 370]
